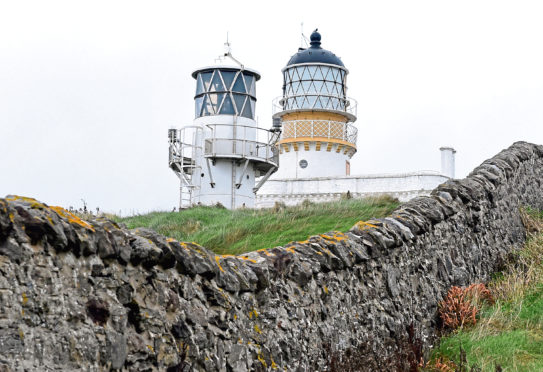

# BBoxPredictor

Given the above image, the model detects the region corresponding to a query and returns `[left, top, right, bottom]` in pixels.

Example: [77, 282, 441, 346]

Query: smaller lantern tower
[272, 29, 357, 179]
[168, 45, 280, 209]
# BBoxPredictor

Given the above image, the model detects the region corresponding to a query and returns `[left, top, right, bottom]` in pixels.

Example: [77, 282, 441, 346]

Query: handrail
[272, 95, 357, 118]
[204, 123, 279, 166]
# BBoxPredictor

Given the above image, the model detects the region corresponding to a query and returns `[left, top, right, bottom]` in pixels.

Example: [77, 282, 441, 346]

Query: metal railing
[168, 126, 203, 209]
[204, 123, 279, 167]
[280, 120, 357, 145]
[272, 94, 357, 118]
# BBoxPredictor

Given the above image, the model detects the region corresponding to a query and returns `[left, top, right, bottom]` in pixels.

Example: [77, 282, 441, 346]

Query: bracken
[438, 284, 494, 330]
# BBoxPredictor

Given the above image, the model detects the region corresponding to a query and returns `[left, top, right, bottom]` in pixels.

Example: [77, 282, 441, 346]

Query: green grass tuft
[114, 196, 399, 255]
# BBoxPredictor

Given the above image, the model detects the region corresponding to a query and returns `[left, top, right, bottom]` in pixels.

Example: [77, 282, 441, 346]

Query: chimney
[440, 147, 456, 178]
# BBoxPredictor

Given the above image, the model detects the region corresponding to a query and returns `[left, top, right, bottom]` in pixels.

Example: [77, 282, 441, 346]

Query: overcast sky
[1, 0, 542, 214]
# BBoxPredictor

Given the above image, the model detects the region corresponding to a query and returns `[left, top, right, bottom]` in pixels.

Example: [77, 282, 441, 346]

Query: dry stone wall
[0, 141, 542, 371]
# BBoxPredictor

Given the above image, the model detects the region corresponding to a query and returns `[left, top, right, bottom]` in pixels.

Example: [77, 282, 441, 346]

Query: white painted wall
[256, 171, 450, 207]
[195, 159, 256, 208]
[273, 142, 351, 179]
[191, 115, 258, 209]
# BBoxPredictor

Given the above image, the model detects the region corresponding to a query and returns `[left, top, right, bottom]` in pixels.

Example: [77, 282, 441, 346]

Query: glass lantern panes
[201, 71, 213, 91]
[249, 99, 255, 117]
[208, 72, 224, 92]
[221, 71, 236, 90]
[232, 74, 246, 93]
[243, 73, 255, 96]
[195, 96, 204, 117]
[241, 98, 253, 118]
[201, 95, 213, 116]
[196, 74, 205, 95]
[282, 65, 348, 111]
[194, 69, 257, 119]
[220, 94, 235, 115]
[233, 94, 246, 115]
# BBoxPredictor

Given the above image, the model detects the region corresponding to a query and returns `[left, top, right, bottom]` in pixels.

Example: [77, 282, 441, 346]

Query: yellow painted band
[281, 111, 349, 122]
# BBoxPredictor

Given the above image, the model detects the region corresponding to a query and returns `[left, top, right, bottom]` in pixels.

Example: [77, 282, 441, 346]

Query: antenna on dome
[300, 22, 309, 49]
[215, 32, 244, 69]
[224, 31, 231, 55]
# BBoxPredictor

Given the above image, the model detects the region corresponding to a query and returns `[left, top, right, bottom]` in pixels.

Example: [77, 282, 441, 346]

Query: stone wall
[0, 141, 542, 371]
[256, 171, 450, 207]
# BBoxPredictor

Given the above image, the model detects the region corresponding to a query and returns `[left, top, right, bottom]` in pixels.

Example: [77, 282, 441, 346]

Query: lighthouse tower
[168, 48, 280, 209]
[272, 30, 357, 178]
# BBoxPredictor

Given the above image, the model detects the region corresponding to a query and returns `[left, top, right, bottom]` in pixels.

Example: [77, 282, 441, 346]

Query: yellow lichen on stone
[320, 231, 347, 243]
[355, 220, 378, 231]
[50, 206, 95, 232]
[257, 352, 267, 367]
[332, 232, 347, 241]
[239, 255, 257, 263]
[6, 195, 45, 209]
[21, 292, 28, 306]
[146, 345, 154, 353]
[254, 324, 262, 334]
[215, 256, 225, 272]
[257, 248, 274, 257]
[18, 328, 24, 340]
[285, 247, 296, 254]
[8, 213, 14, 222]
[323, 286, 329, 294]
[271, 358, 278, 369]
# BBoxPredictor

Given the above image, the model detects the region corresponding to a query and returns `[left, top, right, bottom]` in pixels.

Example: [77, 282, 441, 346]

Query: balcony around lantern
[203, 123, 280, 174]
[279, 120, 358, 148]
[272, 95, 357, 122]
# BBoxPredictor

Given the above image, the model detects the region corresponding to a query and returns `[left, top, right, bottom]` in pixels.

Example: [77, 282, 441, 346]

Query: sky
[1, 0, 542, 215]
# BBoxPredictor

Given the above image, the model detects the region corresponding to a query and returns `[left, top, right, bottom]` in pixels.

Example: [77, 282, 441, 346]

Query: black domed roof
[286, 29, 344, 67]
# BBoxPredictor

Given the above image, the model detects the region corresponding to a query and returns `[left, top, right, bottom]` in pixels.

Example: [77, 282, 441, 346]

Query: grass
[428, 208, 543, 371]
[114, 196, 399, 255]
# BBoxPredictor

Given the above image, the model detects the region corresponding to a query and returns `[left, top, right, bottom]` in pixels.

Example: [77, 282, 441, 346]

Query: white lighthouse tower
[168, 46, 280, 209]
[255, 30, 455, 208]
[272, 29, 357, 178]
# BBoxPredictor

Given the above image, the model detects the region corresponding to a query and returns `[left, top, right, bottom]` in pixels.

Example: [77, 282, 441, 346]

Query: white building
[256, 30, 454, 207]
